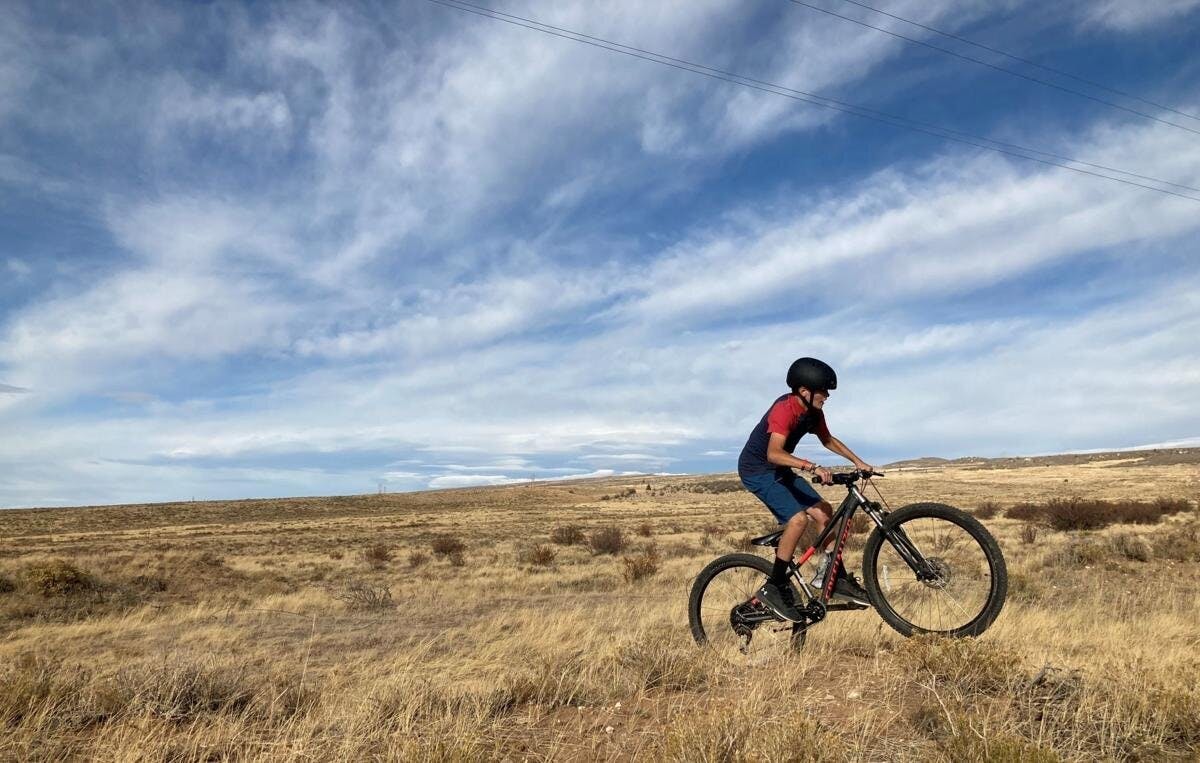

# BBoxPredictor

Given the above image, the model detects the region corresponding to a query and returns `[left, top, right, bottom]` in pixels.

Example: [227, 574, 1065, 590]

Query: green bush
[20, 559, 96, 597]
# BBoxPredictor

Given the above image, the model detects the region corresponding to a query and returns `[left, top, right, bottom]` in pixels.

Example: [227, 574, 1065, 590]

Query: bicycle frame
[788, 477, 935, 606]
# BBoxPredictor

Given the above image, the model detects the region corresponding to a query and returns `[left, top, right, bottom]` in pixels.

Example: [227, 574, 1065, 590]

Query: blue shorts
[740, 469, 822, 524]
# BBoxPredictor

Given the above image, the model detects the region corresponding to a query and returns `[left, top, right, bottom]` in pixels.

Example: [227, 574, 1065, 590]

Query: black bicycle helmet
[786, 357, 837, 393]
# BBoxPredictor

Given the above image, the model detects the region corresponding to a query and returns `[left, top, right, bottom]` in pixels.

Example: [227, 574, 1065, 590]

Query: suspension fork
[852, 484, 935, 578]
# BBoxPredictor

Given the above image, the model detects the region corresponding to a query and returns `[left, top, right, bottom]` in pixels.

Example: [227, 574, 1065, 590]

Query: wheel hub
[921, 557, 951, 589]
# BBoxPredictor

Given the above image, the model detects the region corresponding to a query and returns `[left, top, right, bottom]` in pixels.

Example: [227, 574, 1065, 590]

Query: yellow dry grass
[1, 456, 1198, 761]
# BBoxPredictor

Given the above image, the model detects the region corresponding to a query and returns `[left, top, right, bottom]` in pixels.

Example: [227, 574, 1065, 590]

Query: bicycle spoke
[875, 515, 993, 633]
[694, 560, 801, 664]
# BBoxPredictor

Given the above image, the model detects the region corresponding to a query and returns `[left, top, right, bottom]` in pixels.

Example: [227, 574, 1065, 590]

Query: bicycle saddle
[750, 529, 784, 547]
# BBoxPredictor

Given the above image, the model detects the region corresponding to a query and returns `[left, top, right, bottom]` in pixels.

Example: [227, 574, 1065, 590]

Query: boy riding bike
[738, 357, 875, 622]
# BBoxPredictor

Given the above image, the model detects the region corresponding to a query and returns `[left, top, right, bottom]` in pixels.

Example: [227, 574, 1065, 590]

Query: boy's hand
[814, 466, 833, 485]
[854, 461, 875, 475]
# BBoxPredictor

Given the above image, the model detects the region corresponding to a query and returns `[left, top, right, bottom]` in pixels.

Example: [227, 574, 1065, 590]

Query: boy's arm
[823, 436, 875, 473]
[766, 433, 819, 472]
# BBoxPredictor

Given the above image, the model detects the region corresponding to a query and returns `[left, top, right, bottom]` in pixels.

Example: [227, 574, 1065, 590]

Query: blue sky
[2, 0, 1200, 508]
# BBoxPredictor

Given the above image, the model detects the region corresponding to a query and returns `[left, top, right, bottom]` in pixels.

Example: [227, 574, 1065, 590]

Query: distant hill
[884, 446, 1200, 471]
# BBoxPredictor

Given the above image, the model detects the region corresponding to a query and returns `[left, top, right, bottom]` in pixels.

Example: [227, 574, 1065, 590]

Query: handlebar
[811, 470, 883, 486]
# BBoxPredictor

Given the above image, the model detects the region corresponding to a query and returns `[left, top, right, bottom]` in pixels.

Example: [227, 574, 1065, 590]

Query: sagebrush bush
[636, 522, 653, 537]
[1043, 535, 1109, 568]
[975, 500, 1002, 519]
[362, 543, 392, 569]
[519, 544, 556, 568]
[327, 580, 395, 611]
[430, 536, 466, 559]
[621, 544, 660, 583]
[690, 479, 742, 494]
[407, 550, 430, 569]
[589, 527, 625, 555]
[20, 559, 96, 597]
[599, 487, 637, 501]
[550, 525, 585, 545]
[1009, 496, 1184, 531]
[0, 574, 15, 594]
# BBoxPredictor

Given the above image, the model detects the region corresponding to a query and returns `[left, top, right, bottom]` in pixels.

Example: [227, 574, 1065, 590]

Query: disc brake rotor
[922, 557, 951, 589]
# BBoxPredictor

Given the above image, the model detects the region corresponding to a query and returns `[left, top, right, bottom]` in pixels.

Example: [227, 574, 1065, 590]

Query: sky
[2, 0, 1199, 509]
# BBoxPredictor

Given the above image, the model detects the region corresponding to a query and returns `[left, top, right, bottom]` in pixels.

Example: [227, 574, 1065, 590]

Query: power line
[427, 0, 1200, 203]
[833, 0, 1200, 124]
[784, 0, 1200, 138]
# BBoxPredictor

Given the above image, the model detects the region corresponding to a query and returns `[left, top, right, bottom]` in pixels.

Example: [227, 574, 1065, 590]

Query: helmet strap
[797, 388, 813, 410]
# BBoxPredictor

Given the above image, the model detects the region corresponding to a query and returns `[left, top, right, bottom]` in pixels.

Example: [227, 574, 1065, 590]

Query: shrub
[0, 574, 15, 594]
[431, 536, 466, 559]
[589, 527, 625, 555]
[20, 559, 96, 597]
[362, 543, 393, 569]
[408, 551, 430, 569]
[327, 580, 395, 611]
[550, 525, 585, 546]
[691, 479, 743, 494]
[636, 522, 653, 537]
[1042, 536, 1108, 568]
[1020, 523, 1039, 544]
[1152, 518, 1200, 562]
[1111, 532, 1152, 562]
[1154, 497, 1192, 516]
[1009, 496, 1189, 532]
[600, 487, 637, 501]
[520, 544, 557, 568]
[974, 500, 1002, 519]
[622, 544, 661, 583]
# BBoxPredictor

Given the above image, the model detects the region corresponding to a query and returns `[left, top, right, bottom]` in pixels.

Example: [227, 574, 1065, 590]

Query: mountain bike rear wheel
[688, 553, 806, 663]
[862, 503, 1007, 637]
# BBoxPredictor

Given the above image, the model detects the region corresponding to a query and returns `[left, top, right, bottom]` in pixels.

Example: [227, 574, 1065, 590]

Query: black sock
[771, 555, 790, 585]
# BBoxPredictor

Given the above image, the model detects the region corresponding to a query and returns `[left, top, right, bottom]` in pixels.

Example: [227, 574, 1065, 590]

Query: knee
[786, 512, 809, 529]
[807, 502, 833, 522]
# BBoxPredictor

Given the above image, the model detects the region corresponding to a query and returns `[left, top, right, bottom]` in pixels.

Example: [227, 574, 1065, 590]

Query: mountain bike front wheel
[862, 502, 1007, 637]
[688, 553, 806, 664]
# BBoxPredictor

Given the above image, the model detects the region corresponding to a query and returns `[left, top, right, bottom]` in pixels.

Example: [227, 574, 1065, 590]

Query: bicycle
[688, 470, 1007, 662]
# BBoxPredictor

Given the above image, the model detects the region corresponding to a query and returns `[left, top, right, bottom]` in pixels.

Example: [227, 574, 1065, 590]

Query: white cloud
[6, 258, 31, 278]
[1083, 0, 1200, 30]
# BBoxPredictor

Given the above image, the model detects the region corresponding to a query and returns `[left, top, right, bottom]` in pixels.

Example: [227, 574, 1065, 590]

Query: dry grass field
[2, 449, 1199, 761]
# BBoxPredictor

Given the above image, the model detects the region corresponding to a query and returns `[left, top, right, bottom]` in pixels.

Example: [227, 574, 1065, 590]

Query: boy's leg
[739, 471, 813, 621]
[779, 476, 868, 602]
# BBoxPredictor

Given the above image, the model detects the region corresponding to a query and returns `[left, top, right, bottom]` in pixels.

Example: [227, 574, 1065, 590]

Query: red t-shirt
[737, 393, 831, 475]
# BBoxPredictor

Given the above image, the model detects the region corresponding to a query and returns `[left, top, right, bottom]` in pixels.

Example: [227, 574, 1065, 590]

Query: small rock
[614, 701, 622, 709]
[847, 690, 861, 700]
[605, 726, 614, 734]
